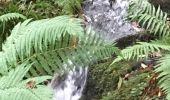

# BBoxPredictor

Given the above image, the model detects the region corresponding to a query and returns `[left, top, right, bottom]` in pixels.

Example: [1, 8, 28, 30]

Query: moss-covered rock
[101, 71, 149, 100]
[83, 59, 133, 100]
[82, 58, 164, 100]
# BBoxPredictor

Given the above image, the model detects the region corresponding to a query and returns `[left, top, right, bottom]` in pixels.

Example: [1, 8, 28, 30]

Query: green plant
[0, 61, 53, 100]
[128, 0, 169, 36]
[0, 13, 26, 22]
[54, 0, 82, 15]
[0, 0, 62, 19]
[111, 0, 170, 99]
[0, 14, 119, 99]
[0, 13, 26, 50]
[0, 15, 119, 76]
[101, 71, 149, 100]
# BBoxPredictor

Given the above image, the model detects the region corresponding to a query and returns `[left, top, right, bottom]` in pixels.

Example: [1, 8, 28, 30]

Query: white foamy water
[51, 0, 137, 100]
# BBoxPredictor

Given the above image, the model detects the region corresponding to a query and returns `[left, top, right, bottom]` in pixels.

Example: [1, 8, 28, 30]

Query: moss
[83, 58, 161, 100]
[83, 59, 133, 100]
[84, 58, 165, 100]
[101, 71, 149, 100]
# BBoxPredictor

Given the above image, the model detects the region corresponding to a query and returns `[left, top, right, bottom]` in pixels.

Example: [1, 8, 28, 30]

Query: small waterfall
[83, 0, 135, 41]
[51, 60, 88, 100]
[51, 0, 137, 100]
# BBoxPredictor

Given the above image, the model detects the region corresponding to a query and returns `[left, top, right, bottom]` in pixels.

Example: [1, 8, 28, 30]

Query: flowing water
[51, 0, 137, 100]
[83, 0, 135, 41]
[51, 60, 88, 100]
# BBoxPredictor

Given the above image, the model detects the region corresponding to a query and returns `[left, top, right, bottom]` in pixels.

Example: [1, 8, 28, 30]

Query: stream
[51, 0, 137, 100]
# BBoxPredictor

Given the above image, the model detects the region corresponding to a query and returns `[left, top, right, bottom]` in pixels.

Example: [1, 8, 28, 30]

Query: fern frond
[111, 40, 170, 65]
[0, 13, 27, 50]
[0, 53, 8, 75]
[0, 86, 53, 100]
[0, 13, 26, 23]
[129, 0, 167, 22]
[0, 15, 119, 77]
[0, 61, 53, 100]
[155, 54, 170, 99]
[127, 0, 170, 99]
[0, 15, 84, 75]
[128, 0, 170, 37]
[0, 62, 32, 89]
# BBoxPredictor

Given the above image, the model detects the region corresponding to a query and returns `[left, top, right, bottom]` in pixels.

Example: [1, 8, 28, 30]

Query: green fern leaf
[0, 13, 26, 23]
[129, 0, 170, 37]
[155, 54, 170, 100]
[0, 15, 119, 77]
[0, 61, 53, 100]
[111, 40, 170, 65]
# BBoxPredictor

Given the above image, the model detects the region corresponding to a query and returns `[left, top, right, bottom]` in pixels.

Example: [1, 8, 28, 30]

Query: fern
[128, 0, 170, 36]
[155, 54, 170, 99]
[0, 14, 119, 99]
[54, 0, 82, 14]
[0, 15, 83, 75]
[0, 13, 26, 50]
[113, 0, 170, 99]
[0, 15, 119, 77]
[0, 13, 26, 34]
[0, 13, 26, 23]
[0, 61, 53, 100]
[111, 40, 170, 65]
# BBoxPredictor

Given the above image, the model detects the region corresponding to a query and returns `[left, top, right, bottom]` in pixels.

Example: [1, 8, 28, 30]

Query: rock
[149, 0, 170, 13]
[83, 0, 136, 42]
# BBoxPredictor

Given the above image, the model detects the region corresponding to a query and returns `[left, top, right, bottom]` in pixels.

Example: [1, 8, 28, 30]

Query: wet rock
[83, 0, 136, 42]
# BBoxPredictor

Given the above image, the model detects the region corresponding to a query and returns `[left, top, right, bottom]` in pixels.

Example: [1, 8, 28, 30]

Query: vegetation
[0, 0, 170, 100]
[0, 1, 119, 99]
[0, 62, 53, 100]
[85, 60, 133, 99]
[111, 0, 170, 99]
[101, 70, 150, 100]
[55, 0, 83, 14]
